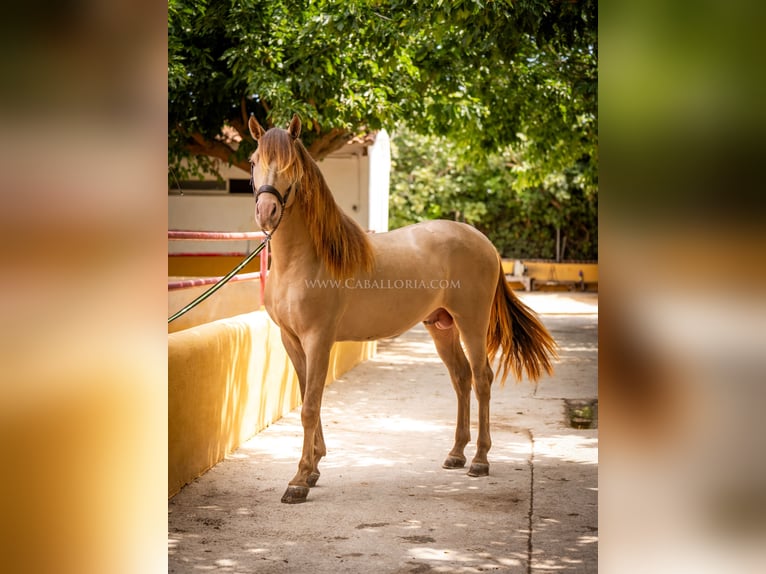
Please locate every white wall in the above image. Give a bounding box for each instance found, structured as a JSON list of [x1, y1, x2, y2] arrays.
[[314, 130, 390, 233], [168, 194, 256, 254], [367, 129, 390, 233], [318, 150, 369, 231]]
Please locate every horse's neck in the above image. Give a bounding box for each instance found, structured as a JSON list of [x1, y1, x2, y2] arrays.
[[267, 207, 319, 276]]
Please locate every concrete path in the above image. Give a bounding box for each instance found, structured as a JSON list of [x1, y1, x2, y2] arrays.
[[169, 293, 598, 573]]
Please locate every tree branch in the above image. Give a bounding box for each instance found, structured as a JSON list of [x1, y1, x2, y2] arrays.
[[185, 131, 250, 173], [307, 128, 353, 160], [228, 117, 249, 143]]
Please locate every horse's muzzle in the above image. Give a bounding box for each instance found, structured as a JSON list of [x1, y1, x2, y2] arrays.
[[256, 195, 279, 224], [255, 193, 283, 232]]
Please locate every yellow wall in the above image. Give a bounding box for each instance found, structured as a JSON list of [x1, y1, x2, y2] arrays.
[[169, 254, 263, 278], [502, 260, 598, 288], [168, 310, 376, 497]]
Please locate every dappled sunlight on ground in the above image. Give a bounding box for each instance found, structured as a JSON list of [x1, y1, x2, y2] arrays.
[[169, 307, 597, 573], [518, 291, 598, 315], [365, 415, 452, 434], [407, 546, 524, 570], [535, 434, 599, 466]]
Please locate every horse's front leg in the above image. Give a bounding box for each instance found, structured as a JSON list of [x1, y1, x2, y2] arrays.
[[280, 329, 325, 488], [308, 415, 327, 487], [281, 337, 332, 504]]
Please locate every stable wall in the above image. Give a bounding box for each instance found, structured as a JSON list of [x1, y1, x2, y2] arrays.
[[168, 132, 391, 259], [168, 310, 376, 497], [168, 194, 257, 255], [319, 130, 390, 233]]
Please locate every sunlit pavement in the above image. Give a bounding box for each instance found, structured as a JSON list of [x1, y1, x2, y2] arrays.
[[169, 292, 598, 573]]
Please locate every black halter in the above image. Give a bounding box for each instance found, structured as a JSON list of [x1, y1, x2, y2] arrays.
[[250, 162, 296, 237]]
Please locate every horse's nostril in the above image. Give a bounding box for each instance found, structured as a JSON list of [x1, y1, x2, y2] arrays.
[[257, 201, 277, 221]]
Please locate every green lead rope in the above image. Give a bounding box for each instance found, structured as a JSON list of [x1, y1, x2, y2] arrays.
[[168, 237, 270, 324]]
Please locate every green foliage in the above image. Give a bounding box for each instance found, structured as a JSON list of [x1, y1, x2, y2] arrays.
[[389, 127, 488, 228], [390, 126, 597, 261], [169, 0, 596, 185]]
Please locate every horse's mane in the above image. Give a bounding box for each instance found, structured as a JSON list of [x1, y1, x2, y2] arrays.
[[257, 129, 374, 279]]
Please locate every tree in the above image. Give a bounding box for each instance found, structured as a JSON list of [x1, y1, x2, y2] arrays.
[[169, 0, 597, 185], [390, 125, 597, 260]]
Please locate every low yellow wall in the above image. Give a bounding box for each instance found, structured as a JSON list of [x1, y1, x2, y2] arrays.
[[502, 260, 598, 288], [168, 310, 376, 497]]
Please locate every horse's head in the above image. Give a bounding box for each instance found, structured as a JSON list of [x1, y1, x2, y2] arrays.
[[248, 114, 303, 233]]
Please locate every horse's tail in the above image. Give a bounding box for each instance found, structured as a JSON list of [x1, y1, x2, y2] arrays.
[[487, 265, 558, 385]]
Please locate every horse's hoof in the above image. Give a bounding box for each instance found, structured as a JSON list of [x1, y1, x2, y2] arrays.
[[442, 456, 466, 469], [281, 485, 310, 504], [307, 472, 320, 487], [467, 463, 490, 477]]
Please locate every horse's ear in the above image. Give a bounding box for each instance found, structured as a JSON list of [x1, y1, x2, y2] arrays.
[[249, 116, 266, 141], [287, 114, 301, 140]]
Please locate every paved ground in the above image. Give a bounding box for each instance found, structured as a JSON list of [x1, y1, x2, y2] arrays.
[[169, 292, 598, 573]]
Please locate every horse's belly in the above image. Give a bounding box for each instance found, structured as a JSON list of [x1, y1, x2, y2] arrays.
[[335, 321, 416, 342], [335, 291, 437, 341]]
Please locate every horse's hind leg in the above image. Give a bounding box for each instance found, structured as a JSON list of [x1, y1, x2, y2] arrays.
[[454, 320, 494, 477], [425, 323, 472, 470]]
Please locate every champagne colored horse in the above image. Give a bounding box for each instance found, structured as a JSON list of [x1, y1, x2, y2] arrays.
[[248, 115, 557, 504]]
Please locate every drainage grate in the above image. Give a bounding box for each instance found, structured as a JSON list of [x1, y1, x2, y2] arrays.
[[564, 399, 598, 429]]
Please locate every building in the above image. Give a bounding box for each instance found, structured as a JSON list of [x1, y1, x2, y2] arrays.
[[168, 130, 390, 256]]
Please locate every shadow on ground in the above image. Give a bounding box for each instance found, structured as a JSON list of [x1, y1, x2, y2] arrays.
[[169, 299, 598, 573]]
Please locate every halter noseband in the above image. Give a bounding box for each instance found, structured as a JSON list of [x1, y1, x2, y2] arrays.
[[250, 162, 297, 238], [255, 183, 292, 207]]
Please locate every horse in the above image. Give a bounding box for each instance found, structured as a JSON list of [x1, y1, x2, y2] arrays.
[[248, 114, 557, 504]]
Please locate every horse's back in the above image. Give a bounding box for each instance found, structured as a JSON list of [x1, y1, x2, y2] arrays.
[[380, 219, 491, 243], [371, 220, 499, 275]]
